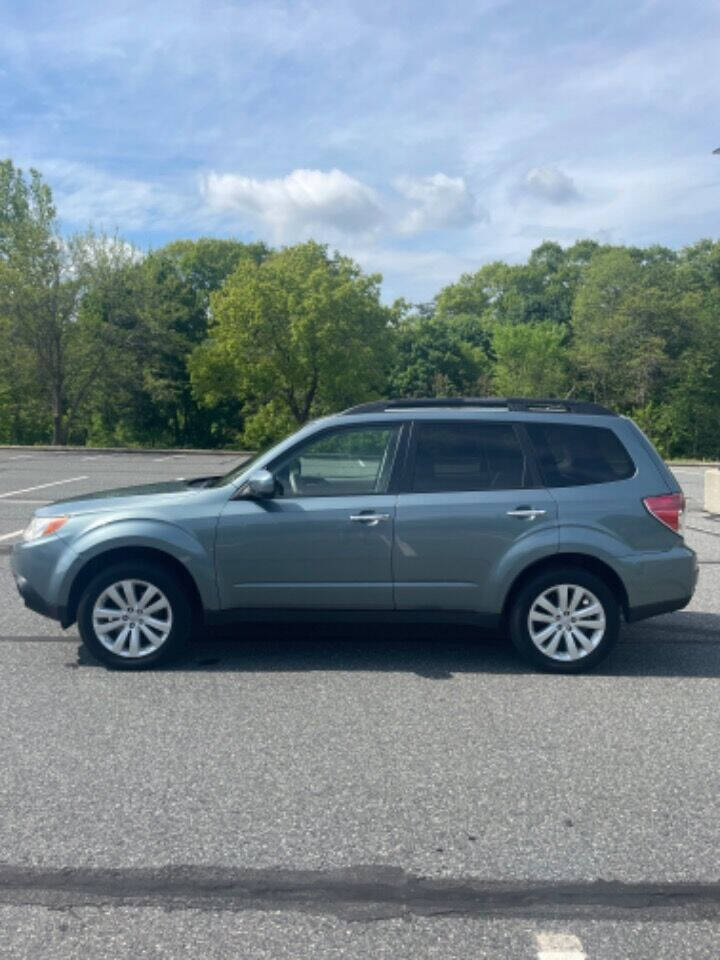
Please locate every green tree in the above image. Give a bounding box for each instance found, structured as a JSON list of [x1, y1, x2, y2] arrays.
[[435, 240, 605, 332], [0, 161, 138, 443], [492, 321, 569, 396], [387, 307, 489, 397], [158, 238, 269, 302], [571, 248, 698, 410], [82, 238, 269, 447], [190, 241, 391, 445], [646, 242, 720, 458], [663, 325, 720, 458], [0, 159, 59, 441], [0, 312, 49, 442], [3, 153, 720, 459]]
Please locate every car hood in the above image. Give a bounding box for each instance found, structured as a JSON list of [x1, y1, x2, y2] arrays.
[[36, 479, 216, 517]]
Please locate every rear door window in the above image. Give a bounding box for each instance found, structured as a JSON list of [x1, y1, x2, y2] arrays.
[[410, 422, 529, 492], [525, 423, 635, 487]]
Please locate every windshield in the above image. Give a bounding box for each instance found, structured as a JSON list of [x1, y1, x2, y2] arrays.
[[207, 447, 270, 488], [208, 419, 337, 488]]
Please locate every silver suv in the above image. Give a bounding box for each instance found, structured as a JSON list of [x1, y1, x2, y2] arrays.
[[11, 398, 697, 672]]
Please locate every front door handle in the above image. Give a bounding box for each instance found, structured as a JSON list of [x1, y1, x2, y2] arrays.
[[507, 507, 547, 520], [350, 513, 391, 525]]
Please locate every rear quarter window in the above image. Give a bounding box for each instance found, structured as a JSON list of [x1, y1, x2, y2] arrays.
[[525, 423, 635, 487]]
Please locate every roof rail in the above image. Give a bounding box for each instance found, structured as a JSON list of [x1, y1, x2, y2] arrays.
[[341, 397, 616, 416]]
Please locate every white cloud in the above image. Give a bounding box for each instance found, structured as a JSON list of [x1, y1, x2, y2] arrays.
[[523, 166, 580, 204], [394, 173, 484, 233], [5, 0, 720, 309], [200, 168, 383, 238], [200, 168, 486, 240]]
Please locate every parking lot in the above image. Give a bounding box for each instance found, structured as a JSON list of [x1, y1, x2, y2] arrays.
[[1, 450, 719, 958]]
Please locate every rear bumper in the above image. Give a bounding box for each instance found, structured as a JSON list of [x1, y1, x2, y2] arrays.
[[626, 595, 693, 623], [619, 544, 698, 621]]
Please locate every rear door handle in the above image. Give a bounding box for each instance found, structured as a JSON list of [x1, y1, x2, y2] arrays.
[[506, 507, 547, 520], [350, 513, 391, 525]]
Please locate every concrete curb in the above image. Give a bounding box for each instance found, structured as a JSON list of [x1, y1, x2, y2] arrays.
[[704, 468, 720, 515], [0, 445, 252, 457]]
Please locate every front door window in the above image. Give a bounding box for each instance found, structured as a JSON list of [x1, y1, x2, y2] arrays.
[[272, 425, 401, 498]]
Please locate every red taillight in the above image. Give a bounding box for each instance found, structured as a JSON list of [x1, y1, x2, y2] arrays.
[[643, 493, 685, 534]]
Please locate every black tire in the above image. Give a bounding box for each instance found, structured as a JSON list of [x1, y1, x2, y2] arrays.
[[77, 560, 193, 669], [508, 565, 620, 673]]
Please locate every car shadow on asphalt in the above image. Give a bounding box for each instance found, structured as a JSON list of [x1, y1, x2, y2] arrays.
[[69, 609, 720, 679]]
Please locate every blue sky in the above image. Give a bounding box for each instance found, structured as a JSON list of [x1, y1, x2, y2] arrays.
[[2, 0, 719, 301]]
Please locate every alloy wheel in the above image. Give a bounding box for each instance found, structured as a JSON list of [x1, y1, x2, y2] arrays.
[[527, 583, 606, 662], [92, 579, 173, 658]]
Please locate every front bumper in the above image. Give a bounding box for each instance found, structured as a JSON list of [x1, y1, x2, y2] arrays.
[[12, 571, 68, 624], [10, 538, 75, 627]]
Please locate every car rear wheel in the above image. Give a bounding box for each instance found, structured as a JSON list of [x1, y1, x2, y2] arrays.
[[77, 561, 192, 668], [508, 566, 620, 673]]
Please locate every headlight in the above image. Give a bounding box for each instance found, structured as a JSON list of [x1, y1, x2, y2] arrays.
[[22, 516, 69, 542]]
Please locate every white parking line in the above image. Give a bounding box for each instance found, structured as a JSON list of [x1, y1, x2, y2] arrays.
[[153, 454, 184, 462], [535, 932, 587, 960], [0, 529, 23, 542], [6, 454, 35, 460], [82, 455, 104, 460], [0, 476, 88, 499]]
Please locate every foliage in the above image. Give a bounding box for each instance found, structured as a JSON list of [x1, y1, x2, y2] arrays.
[[80, 237, 268, 447], [491, 322, 569, 397], [387, 307, 489, 398], [2, 156, 720, 458], [0, 160, 140, 444], [190, 241, 392, 445]]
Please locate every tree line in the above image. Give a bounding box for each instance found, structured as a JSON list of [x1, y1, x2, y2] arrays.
[[1, 159, 719, 458]]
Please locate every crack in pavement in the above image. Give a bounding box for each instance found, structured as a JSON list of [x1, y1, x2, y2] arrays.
[[2, 865, 720, 921]]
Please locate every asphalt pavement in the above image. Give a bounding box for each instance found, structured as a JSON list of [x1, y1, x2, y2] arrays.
[[1, 450, 719, 958]]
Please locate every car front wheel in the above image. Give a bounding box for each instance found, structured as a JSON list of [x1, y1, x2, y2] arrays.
[[509, 567, 620, 673], [77, 561, 192, 668]]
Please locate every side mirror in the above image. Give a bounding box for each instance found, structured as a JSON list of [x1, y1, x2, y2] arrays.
[[239, 469, 276, 499]]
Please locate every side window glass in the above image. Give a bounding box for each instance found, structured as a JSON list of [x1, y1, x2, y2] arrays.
[[410, 422, 527, 493], [272, 425, 401, 498], [525, 423, 635, 487]]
